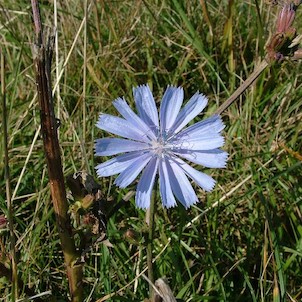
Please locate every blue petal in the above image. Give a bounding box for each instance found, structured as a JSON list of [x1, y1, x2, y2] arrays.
[[96, 151, 147, 177], [176, 115, 225, 139], [173, 134, 225, 151], [159, 158, 177, 208], [171, 156, 215, 192], [175, 149, 228, 168], [115, 153, 152, 188], [166, 158, 198, 208], [113, 97, 156, 141], [135, 157, 159, 209], [133, 85, 159, 131], [97, 114, 150, 142], [160, 86, 183, 132], [170, 92, 208, 134], [95, 138, 149, 156]]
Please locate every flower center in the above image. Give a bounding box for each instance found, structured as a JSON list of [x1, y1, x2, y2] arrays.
[[150, 134, 170, 158]]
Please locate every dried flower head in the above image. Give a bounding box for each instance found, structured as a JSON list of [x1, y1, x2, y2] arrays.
[[266, 1, 301, 61]]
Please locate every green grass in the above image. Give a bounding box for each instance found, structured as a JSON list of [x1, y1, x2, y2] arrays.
[[1, 0, 302, 301]]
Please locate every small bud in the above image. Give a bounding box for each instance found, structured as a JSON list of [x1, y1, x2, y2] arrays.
[[0, 215, 7, 229], [124, 229, 140, 245], [81, 194, 95, 210]]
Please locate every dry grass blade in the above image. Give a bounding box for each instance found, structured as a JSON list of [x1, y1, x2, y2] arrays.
[[1, 49, 18, 301]]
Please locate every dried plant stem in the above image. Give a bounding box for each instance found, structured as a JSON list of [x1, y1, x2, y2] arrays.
[[54, 0, 61, 119], [200, 0, 213, 39], [81, 0, 90, 173], [215, 59, 269, 115], [31, 1, 83, 301], [1, 50, 18, 301], [147, 192, 156, 301]]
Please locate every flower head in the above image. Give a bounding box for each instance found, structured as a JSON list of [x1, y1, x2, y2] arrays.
[[95, 84, 227, 209]]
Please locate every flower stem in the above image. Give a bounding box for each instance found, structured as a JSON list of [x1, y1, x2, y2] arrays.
[[146, 191, 156, 301]]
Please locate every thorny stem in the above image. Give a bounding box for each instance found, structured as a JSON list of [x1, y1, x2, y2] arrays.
[[31, 1, 83, 301], [146, 191, 156, 301], [1, 49, 18, 301]]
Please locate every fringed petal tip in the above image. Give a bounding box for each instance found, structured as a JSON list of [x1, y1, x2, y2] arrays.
[[204, 179, 216, 192], [221, 152, 229, 168], [164, 202, 178, 209], [95, 113, 104, 128], [135, 202, 149, 210], [95, 165, 101, 178], [213, 114, 226, 133]]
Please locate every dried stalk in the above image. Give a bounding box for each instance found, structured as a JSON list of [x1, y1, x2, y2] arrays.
[[214, 59, 269, 115], [31, 1, 83, 301], [1, 48, 18, 301]]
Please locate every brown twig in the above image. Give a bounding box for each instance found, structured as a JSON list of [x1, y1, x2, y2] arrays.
[[214, 59, 269, 115], [30, 1, 83, 301]]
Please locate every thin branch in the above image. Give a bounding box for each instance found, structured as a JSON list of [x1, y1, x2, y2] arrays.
[[214, 59, 269, 115]]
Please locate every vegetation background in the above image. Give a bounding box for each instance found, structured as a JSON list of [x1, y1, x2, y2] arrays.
[[0, 0, 301, 301]]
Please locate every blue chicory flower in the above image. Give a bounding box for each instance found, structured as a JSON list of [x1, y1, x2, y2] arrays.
[[95, 84, 227, 209]]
